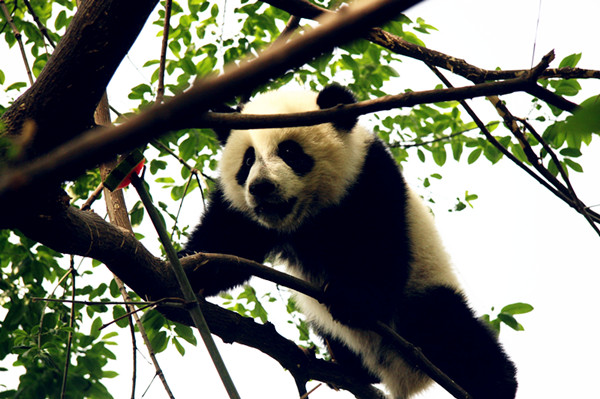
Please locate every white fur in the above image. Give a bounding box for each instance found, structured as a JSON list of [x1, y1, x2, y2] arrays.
[[220, 89, 372, 232]]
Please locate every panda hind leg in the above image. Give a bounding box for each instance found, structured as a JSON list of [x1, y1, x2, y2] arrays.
[[396, 286, 518, 399]]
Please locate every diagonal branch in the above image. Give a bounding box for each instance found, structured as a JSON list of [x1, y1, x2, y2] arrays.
[[14, 201, 386, 399], [0, 74, 558, 203], [0, 0, 421, 209], [267, 0, 585, 113]]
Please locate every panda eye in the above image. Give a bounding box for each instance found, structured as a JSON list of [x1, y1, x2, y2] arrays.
[[235, 147, 255, 186], [243, 147, 255, 166], [279, 140, 301, 156], [278, 140, 314, 177]]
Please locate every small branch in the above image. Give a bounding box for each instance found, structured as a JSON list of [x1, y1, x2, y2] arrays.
[[273, 15, 301, 45], [60, 256, 76, 399], [130, 174, 241, 399], [184, 252, 471, 399], [95, 93, 175, 399], [156, 0, 173, 104], [0, 0, 34, 85], [80, 181, 104, 210], [23, 0, 56, 48], [518, 118, 600, 236], [373, 322, 470, 399]]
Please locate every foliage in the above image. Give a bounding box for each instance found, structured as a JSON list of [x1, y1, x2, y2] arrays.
[[481, 303, 535, 336], [0, 0, 598, 397]]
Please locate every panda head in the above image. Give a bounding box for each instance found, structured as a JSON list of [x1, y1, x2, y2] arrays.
[[219, 85, 372, 232]]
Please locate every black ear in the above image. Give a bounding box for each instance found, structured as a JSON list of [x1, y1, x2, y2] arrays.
[[316, 84, 358, 131], [210, 104, 241, 145]]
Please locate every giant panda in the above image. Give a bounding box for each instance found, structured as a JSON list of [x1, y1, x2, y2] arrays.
[[182, 84, 518, 399]]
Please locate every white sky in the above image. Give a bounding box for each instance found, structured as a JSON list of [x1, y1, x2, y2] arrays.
[[2, 0, 600, 398]]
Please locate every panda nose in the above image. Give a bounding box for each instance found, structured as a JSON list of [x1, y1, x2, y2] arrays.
[[249, 180, 276, 198]]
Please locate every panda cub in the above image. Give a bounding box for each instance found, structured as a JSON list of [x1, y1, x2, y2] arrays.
[[183, 84, 517, 399]]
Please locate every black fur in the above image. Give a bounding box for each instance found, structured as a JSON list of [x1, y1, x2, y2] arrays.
[[316, 83, 358, 131], [235, 147, 255, 186], [396, 286, 518, 399], [277, 140, 315, 176]]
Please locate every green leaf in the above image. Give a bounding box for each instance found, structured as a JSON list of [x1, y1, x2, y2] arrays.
[[174, 323, 197, 346], [558, 53, 582, 69], [510, 143, 528, 163], [55, 10, 67, 30], [0, 69, 5, 85], [500, 302, 534, 315], [431, 143, 446, 166], [497, 313, 524, 331], [103, 370, 119, 378], [550, 79, 581, 97], [6, 82, 27, 91], [149, 331, 168, 353], [467, 148, 482, 164], [564, 158, 583, 173], [180, 57, 196, 75], [559, 148, 582, 157], [112, 305, 130, 328], [451, 139, 463, 161], [173, 337, 186, 355], [150, 159, 168, 174], [564, 95, 600, 135], [129, 201, 144, 226], [90, 317, 103, 339]]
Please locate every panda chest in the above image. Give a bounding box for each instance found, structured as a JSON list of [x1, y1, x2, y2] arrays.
[[277, 215, 356, 285]]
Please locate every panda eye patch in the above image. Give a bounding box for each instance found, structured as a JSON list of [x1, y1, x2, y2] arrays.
[[236, 146, 255, 186], [277, 140, 314, 176]]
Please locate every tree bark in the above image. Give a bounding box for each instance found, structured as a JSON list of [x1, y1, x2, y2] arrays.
[[1, 0, 158, 161]]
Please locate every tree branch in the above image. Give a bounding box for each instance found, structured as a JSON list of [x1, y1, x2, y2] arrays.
[[268, 0, 587, 112], [0, 75, 554, 205], [14, 199, 386, 398], [1, 0, 159, 159], [0, 0, 420, 213]]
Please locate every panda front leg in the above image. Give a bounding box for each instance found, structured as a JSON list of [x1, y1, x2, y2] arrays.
[[395, 286, 518, 399], [181, 188, 277, 297]]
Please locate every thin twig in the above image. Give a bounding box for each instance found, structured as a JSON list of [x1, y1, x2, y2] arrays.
[[60, 256, 76, 399], [96, 93, 176, 399], [0, 0, 34, 85], [427, 63, 600, 228], [518, 118, 600, 236], [22, 0, 56, 48], [80, 181, 104, 210], [131, 173, 241, 399], [156, 0, 173, 104]]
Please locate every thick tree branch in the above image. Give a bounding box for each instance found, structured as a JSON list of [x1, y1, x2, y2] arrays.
[[0, 0, 420, 213], [0, 75, 554, 204], [15, 201, 385, 398], [1, 0, 159, 159]]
